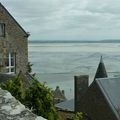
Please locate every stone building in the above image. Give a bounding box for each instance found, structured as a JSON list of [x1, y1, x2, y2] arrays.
[[0, 3, 29, 74], [52, 86, 67, 104], [75, 56, 108, 112], [78, 77, 120, 120], [55, 99, 74, 120], [55, 57, 109, 120]]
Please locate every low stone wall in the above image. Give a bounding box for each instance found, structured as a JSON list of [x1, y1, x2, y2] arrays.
[[0, 88, 46, 120]]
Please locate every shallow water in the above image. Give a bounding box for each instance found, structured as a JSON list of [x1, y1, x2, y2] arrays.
[[28, 42, 120, 99]]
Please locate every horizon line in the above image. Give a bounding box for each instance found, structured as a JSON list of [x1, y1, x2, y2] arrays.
[[29, 39, 120, 41]]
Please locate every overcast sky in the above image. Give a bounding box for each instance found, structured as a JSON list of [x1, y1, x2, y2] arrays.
[[1, 0, 120, 41]]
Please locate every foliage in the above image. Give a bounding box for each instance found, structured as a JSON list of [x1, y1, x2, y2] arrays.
[[23, 79, 59, 120], [73, 112, 83, 120], [27, 62, 36, 76], [0, 75, 59, 120], [27, 62, 33, 73], [0, 76, 23, 102]]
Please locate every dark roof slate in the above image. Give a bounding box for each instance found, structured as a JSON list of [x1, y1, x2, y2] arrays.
[[55, 77, 120, 119], [0, 73, 15, 83], [96, 77, 120, 120], [94, 56, 108, 80], [55, 99, 74, 112]]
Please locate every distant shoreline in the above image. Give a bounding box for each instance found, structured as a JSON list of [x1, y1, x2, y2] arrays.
[[29, 40, 120, 44]]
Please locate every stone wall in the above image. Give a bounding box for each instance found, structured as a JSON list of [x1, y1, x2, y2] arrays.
[[0, 88, 46, 120], [0, 3, 28, 74]]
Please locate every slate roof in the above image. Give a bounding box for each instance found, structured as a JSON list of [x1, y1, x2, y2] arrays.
[[56, 77, 120, 118], [17, 71, 33, 85], [0, 72, 33, 84], [94, 56, 108, 80], [96, 77, 120, 120], [0, 72, 35, 93], [55, 99, 74, 112], [54, 57, 120, 119], [0, 73, 15, 83]]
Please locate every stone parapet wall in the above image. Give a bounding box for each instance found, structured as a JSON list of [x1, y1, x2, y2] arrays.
[[0, 88, 46, 120]]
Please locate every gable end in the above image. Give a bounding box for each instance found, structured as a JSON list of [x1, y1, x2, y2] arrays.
[[0, 2, 29, 37]]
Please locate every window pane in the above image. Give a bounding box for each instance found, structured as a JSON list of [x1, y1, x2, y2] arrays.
[[11, 52, 14, 58], [4, 52, 15, 74], [11, 68, 15, 72], [11, 58, 14, 66]]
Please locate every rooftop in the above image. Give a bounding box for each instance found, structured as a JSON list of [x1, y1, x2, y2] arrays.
[[96, 77, 120, 119], [56, 76, 120, 118], [55, 99, 74, 112], [94, 56, 108, 80]]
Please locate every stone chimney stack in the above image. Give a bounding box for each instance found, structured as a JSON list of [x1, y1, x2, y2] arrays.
[[74, 75, 89, 112]]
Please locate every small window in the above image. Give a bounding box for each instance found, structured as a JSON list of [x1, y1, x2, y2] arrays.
[[0, 23, 5, 37], [5, 52, 16, 74]]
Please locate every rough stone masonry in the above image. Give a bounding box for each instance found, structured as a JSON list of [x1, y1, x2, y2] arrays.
[[0, 88, 46, 120]]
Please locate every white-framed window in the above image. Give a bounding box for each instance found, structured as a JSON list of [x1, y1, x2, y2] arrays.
[[0, 23, 5, 37], [5, 52, 16, 74]]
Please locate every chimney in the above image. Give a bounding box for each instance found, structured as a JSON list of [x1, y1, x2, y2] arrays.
[[74, 75, 89, 112]]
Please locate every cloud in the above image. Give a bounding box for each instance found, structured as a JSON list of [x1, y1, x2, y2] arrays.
[[1, 0, 120, 40]]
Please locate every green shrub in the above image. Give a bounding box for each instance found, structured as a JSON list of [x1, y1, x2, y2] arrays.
[[1, 75, 59, 120], [73, 112, 83, 120], [0, 76, 23, 102], [24, 79, 58, 120]]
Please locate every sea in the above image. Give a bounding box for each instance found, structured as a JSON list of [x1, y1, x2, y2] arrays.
[[28, 41, 120, 100]]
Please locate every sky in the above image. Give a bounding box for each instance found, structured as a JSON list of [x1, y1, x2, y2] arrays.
[[1, 0, 120, 41]]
